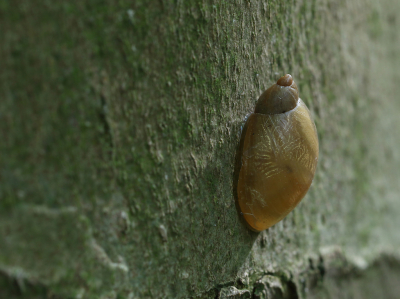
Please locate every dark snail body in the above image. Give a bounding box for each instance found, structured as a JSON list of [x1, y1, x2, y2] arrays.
[[237, 74, 319, 232]]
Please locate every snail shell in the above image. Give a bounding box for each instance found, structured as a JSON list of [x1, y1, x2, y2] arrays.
[[237, 74, 319, 231]]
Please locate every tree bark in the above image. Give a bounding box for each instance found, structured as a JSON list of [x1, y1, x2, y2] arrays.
[[1, 0, 400, 298]]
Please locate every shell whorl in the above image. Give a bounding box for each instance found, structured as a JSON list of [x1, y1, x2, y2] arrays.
[[254, 74, 299, 115]]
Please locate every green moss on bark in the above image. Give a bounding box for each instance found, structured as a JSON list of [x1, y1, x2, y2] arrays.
[[1, 0, 400, 298]]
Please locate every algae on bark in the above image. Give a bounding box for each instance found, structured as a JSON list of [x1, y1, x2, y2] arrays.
[[1, 0, 400, 298]]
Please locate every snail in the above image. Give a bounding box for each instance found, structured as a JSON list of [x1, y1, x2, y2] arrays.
[[236, 74, 319, 232]]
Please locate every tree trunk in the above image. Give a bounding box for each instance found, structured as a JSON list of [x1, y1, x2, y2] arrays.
[[1, 0, 400, 298]]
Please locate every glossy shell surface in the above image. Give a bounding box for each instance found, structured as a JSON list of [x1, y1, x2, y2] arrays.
[[237, 77, 318, 232]]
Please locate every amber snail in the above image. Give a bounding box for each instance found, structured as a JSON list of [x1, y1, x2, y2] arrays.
[[237, 74, 319, 232]]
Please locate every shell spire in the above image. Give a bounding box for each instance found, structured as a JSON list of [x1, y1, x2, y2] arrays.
[[255, 74, 299, 115]]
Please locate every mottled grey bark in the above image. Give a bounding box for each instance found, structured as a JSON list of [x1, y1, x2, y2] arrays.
[[1, 0, 400, 298]]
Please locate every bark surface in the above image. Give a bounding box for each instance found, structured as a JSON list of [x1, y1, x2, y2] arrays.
[[1, 0, 400, 298]]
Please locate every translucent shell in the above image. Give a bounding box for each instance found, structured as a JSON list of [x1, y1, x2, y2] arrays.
[[237, 75, 319, 232]]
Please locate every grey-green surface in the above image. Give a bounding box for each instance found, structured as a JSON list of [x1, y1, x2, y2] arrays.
[[1, 0, 400, 298]]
